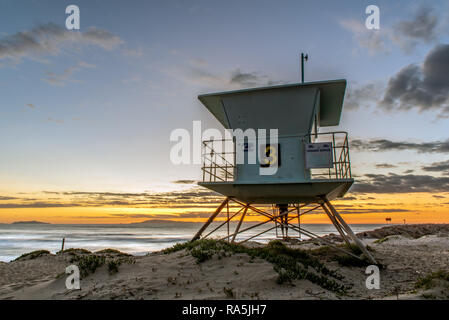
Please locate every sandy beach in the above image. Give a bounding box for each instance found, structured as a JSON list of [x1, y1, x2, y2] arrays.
[[0, 224, 448, 300]]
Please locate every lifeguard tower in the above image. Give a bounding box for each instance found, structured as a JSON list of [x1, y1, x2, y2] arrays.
[[192, 78, 376, 263]]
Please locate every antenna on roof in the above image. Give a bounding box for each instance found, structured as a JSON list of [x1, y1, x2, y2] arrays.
[[301, 53, 308, 83]]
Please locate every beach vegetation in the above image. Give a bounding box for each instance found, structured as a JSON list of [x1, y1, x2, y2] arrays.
[[70, 254, 105, 279], [163, 239, 349, 294], [249, 291, 259, 298], [373, 237, 389, 244], [344, 243, 363, 255], [415, 270, 449, 290], [107, 256, 135, 274], [421, 293, 437, 299], [59, 248, 91, 255], [96, 248, 132, 257], [334, 254, 368, 267], [310, 243, 374, 268], [67, 249, 135, 278], [223, 287, 234, 298], [107, 259, 121, 274], [14, 250, 51, 261], [167, 276, 177, 284]]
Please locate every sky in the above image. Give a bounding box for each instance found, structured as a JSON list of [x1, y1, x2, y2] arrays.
[[0, 0, 448, 224]]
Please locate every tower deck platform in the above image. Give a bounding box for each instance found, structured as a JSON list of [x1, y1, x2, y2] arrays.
[[199, 179, 353, 204]]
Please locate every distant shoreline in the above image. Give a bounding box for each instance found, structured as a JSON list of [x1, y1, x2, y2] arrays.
[[10, 221, 50, 225]]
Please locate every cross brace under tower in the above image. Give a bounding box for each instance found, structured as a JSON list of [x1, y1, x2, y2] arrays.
[[192, 197, 377, 264]]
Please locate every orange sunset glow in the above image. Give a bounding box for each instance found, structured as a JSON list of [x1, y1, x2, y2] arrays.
[[1, 189, 448, 224]]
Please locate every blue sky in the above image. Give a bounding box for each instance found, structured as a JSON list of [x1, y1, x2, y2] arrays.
[[1, 0, 449, 196]]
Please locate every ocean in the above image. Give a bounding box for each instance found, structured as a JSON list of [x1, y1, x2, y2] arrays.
[[0, 222, 387, 262]]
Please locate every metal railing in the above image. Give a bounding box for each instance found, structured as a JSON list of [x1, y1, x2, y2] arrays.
[[202, 139, 235, 182], [306, 131, 352, 180], [200, 131, 352, 182]]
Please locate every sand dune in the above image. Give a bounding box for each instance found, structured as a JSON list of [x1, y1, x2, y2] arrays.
[[0, 224, 448, 300]]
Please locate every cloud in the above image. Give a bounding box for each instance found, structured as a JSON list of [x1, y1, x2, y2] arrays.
[[339, 19, 388, 55], [375, 163, 397, 169], [336, 208, 410, 214], [109, 213, 180, 219], [198, 67, 281, 89], [33, 188, 223, 209], [61, 191, 146, 197], [121, 75, 142, 85], [392, 6, 440, 53], [109, 212, 220, 219], [351, 138, 449, 153], [172, 180, 196, 184], [344, 82, 384, 110], [335, 196, 357, 201], [229, 69, 281, 87], [182, 66, 228, 87], [0, 202, 81, 208], [121, 47, 143, 58], [188, 57, 207, 68], [80, 27, 123, 50], [41, 61, 95, 86], [230, 70, 260, 86], [379, 44, 449, 117], [341, 44, 449, 117], [0, 188, 222, 209], [422, 160, 449, 174], [0, 196, 18, 200], [46, 117, 64, 124], [351, 173, 449, 193], [340, 5, 445, 55], [0, 23, 122, 63], [163, 58, 283, 90]]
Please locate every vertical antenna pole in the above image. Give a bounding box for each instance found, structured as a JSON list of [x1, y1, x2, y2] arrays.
[[301, 53, 308, 83]]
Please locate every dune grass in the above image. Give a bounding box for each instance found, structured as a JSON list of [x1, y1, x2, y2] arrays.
[[163, 239, 349, 294], [14, 250, 51, 261], [68, 250, 136, 278], [415, 270, 449, 290], [96, 248, 132, 256], [310, 243, 374, 268], [70, 254, 106, 279], [373, 237, 389, 244], [59, 248, 91, 255]]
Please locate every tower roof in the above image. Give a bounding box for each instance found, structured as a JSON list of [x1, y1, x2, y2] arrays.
[[198, 79, 347, 133]]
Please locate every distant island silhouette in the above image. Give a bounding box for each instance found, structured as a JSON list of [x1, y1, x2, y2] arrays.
[[11, 221, 50, 225]]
